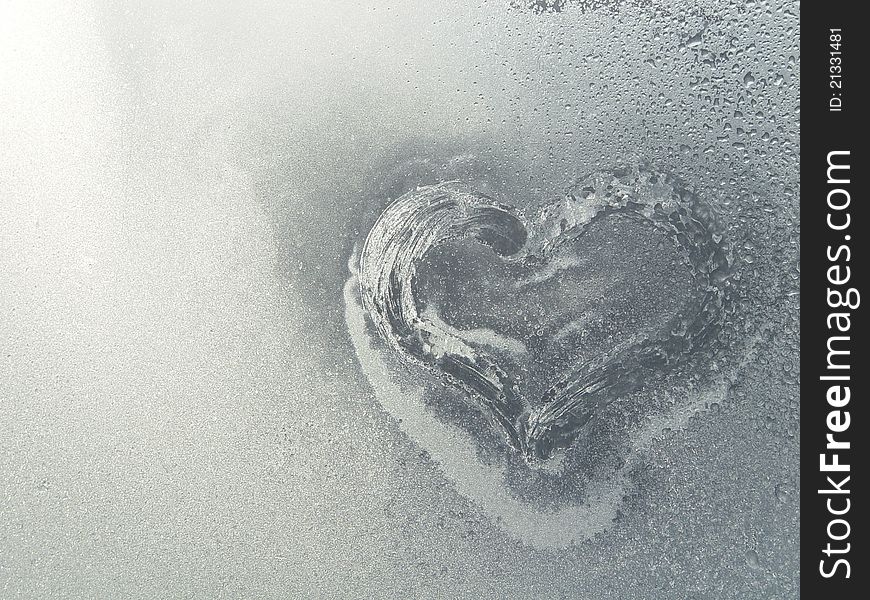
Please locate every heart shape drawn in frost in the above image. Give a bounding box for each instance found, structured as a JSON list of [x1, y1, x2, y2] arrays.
[[357, 162, 732, 466]]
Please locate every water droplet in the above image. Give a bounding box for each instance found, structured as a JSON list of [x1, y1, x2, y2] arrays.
[[743, 72, 756, 88], [745, 549, 763, 571]]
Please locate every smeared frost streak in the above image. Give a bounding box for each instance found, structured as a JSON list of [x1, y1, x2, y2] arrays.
[[344, 272, 623, 547], [359, 161, 733, 462], [421, 304, 529, 356], [514, 254, 588, 288]]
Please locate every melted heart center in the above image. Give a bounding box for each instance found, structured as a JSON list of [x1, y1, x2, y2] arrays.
[[413, 213, 696, 404]]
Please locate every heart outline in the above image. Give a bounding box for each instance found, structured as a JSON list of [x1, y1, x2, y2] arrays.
[[359, 162, 732, 462]]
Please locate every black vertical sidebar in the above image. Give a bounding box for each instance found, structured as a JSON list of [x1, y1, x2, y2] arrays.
[[801, 2, 867, 597]]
